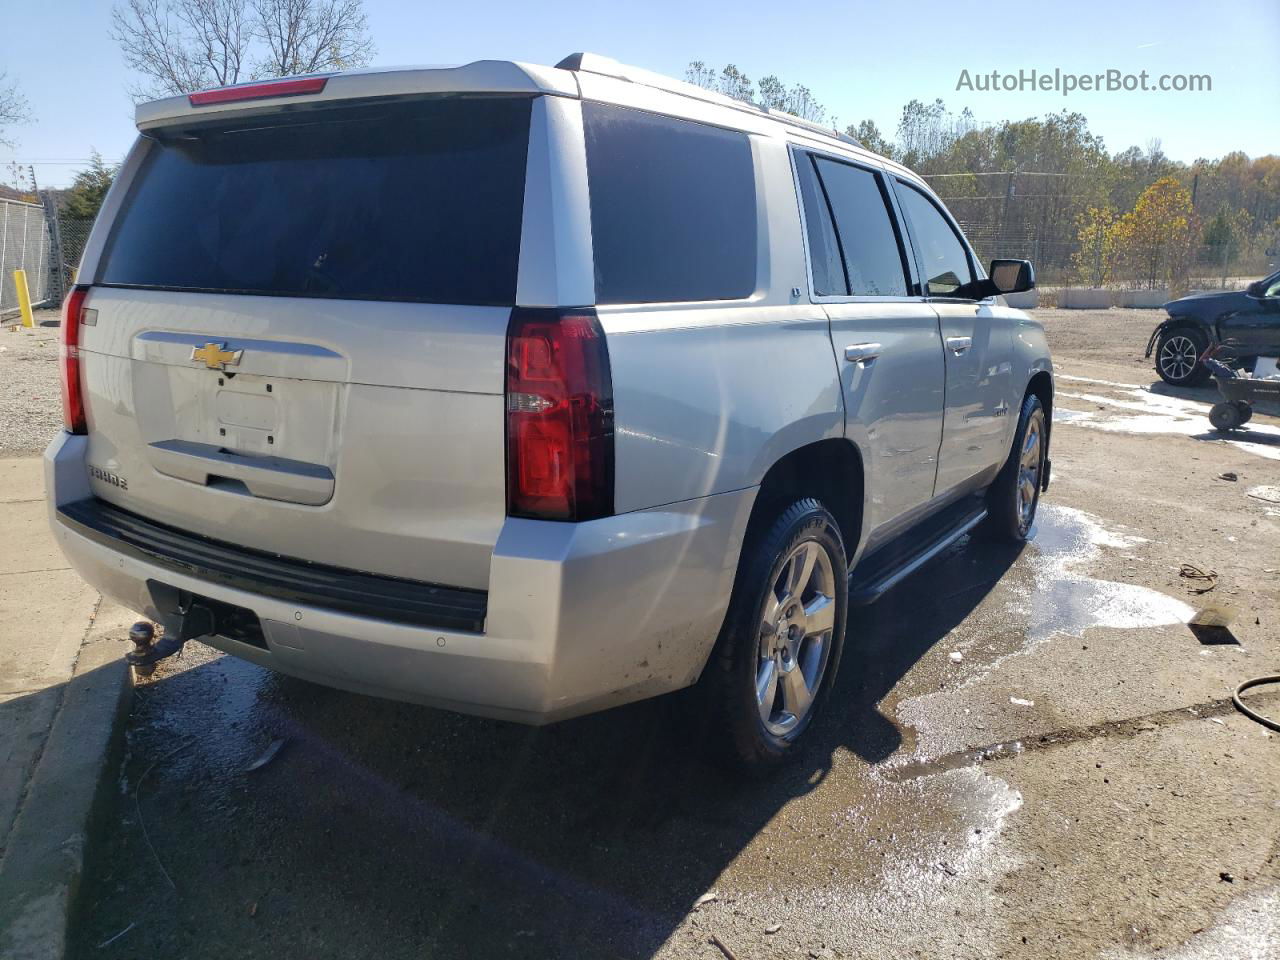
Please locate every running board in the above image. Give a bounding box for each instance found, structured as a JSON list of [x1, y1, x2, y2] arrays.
[[847, 504, 988, 606]]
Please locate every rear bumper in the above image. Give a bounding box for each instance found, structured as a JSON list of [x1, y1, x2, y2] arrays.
[[45, 433, 754, 723]]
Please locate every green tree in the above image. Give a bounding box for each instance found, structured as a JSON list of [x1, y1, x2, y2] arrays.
[[717, 64, 753, 103], [63, 153, 119, 220], [1072, 206, 1119, 286], [846, 120, 893, 158]]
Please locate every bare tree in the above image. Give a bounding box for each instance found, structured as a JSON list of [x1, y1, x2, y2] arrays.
[[684, 61, 830, 124], [111, 0, 372, 99], [781, 84, 825, 125], [112, 0, 251, 98], [684, 61, 717, 91], [253, 0, 373, 76], [0, 72, 32, 148]]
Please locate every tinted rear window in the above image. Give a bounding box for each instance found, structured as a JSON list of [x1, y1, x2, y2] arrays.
[[100, 97, 532, 305], [812, 158, 908, 297], [583, 102, 756, 304]]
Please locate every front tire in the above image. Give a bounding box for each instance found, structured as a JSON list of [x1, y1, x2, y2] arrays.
[[1155, 327, 1210, 386], [984, 393, 1047, 542], [699, 499, 848, 775]]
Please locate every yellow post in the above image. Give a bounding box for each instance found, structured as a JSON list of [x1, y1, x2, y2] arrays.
[[13, 269, 35, 328]]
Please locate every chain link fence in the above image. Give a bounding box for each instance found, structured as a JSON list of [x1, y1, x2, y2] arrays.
[[1, 198, 52, 316], [0, 196, 96, 318], [56, 216, 95, 294], [931, 176, 1278, 292]]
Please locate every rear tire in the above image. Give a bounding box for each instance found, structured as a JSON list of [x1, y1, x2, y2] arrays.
[[1155, 327, 1210, 387], [699, 499, 848, 775], [984, 393, 1046, 542]]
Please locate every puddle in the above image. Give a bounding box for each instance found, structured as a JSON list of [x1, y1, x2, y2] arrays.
[[1053, 375, 1280, 461], [721, 764, 1025, 956]]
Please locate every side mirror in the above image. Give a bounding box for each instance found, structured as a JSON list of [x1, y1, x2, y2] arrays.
[[988, 259, 1036, 295], [1245, 280, 1263, 297]]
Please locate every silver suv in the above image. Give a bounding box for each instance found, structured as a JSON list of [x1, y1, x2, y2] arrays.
[[46, 54, 1052, 771]]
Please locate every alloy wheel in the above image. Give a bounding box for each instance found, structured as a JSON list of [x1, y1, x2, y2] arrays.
[[756, 540, 837, 737], [1159, 335, 1199, 382], [1017, 413, 1043, 529]]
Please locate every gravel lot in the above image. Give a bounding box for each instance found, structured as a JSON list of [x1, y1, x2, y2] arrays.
[[22, 305, 1273, 959], [0, 311, 63, 458]]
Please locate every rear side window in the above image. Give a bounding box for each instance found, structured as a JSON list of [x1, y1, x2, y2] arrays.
[[583, 102, 756, 304], [895, 182, 974, 298], [99, 97, 533, 305], [795, 156, 846, 297]]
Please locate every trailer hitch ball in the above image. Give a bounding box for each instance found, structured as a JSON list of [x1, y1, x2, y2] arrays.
[[128, 621, 158, 677]]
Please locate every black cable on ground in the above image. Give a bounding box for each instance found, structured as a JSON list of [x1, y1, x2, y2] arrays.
[[1232, 675, 1280, 732]]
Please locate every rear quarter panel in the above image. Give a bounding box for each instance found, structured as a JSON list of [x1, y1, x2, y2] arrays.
[[596, 132, 844, 512]]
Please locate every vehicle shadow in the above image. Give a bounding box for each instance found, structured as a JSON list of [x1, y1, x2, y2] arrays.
[[71, 537, 1023, 960]]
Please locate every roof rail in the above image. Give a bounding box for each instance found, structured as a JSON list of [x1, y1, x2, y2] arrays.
[[556, 52, 863, 150]]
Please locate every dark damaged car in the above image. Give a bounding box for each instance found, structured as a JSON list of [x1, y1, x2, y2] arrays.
[[1145, 270, 1280, 386]]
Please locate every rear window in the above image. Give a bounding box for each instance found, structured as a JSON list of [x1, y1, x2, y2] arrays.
[[99, 97, 533, 306], [582, 102, 756, 304]]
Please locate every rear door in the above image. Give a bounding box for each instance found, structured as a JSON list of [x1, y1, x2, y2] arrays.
[[794, 149, 945, 546], [892, 178, 1013, 497], [76, 96, 536, 591]]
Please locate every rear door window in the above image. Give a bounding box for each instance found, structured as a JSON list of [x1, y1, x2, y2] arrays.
[[99, 97, 533, 306], [810, 157, 909, 297], [894, 182, 975, 298], [582, 102, 756, 304], [795, 155, 847, 297]]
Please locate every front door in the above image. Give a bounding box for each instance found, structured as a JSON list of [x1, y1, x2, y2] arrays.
[[1219, 270, 1280, 354]]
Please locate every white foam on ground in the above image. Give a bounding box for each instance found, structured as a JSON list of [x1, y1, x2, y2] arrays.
[[1018, 504, 1192, 641], [1055, 383, 1280, 461]]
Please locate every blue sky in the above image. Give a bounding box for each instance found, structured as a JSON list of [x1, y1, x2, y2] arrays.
[[4, 0, 1277, 188]]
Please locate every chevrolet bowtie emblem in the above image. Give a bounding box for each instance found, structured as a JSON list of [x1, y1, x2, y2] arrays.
[[190, 342, 243, 371]]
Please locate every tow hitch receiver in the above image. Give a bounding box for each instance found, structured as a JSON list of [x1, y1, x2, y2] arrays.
[[126, 582, 218, 671]]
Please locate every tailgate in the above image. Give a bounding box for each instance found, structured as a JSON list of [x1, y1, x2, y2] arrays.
[[74, 96, 534, 591]]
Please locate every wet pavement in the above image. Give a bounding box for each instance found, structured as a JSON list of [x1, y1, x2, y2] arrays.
[[68, 364, 1280, 959]]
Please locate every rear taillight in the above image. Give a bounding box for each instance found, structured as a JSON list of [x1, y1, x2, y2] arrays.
[[505, 308, 614, 521], [59, 286, 89, 435]]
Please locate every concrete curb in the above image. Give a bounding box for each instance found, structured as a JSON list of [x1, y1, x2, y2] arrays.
[[0, 636, 133, 960]]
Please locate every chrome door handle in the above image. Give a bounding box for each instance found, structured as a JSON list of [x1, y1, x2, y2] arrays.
[[844, 342, 881, 364], [946, 336, 972, 355]]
